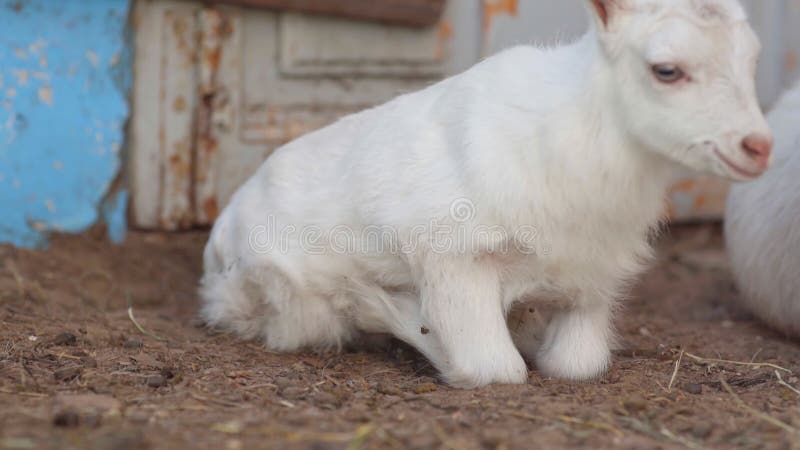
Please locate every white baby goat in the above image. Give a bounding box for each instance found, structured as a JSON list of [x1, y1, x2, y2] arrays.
[[726, 80, 800, 337], [201, 0, 771, 388]]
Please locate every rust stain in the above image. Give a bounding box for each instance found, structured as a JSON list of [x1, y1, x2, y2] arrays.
[[438, 21, 454, 40], [168, 146, 191, 180], [171, 15, 197, 67], [173, 95, 186, 112], [194, 8, 228, 225], [194, 137, 218, 184], [242, 104, 365, 146], [163, 137, 194, 230], [435, 20, 454, 60], [131, 10, 141, 30], [785, 50, 799, 72], [667, 177, 730, 221], [693, 195, 707, 211], [670, 180, 696, 193], [200, 136, 218, 154], [200, 10, 230, 74], [483, 0, 519, 31], [172, 17, 187, 45], [221, 17, 234, 38], [204, 47, 221, 72], [169, 152, 186, 173], [37, 86, 53, 106], [203, 197, 219, 221]]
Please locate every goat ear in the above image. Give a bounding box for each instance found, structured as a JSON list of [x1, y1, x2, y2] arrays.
[[586, 0, 628, 29]]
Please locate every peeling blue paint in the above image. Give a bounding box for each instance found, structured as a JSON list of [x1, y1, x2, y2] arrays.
[[102, 189, 128, 244], [0, 0, 130, 248]]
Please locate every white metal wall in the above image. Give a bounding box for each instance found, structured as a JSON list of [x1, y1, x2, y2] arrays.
[[484, 0, 800, 108], [129, 0, 800, 229]]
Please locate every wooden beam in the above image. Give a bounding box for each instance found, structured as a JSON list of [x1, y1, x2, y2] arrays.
[[204, 0, 446, 27]]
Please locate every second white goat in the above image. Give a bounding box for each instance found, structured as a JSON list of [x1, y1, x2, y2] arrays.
[[726, 80, 800, 337]]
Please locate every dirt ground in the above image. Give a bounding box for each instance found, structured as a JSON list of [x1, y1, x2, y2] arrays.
[[0, 224, 799, 450]]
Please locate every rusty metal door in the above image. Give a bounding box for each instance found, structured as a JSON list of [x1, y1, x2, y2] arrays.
[[129, 0, 800, 229], [129, 0, 481, 229]]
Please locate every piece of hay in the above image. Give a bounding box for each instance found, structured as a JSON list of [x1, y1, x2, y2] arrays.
[[685, 352, 791, 373], [775, 371, 800, 398], [668, 349, 684, 392], [720, 377, 800, 435], [126, 293, 167, 342]]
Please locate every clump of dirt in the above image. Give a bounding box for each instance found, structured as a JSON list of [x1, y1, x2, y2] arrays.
[[0, 225, 798, 450]]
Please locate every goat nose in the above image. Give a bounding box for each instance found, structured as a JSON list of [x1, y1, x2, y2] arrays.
[[742, 134, 773, 165]]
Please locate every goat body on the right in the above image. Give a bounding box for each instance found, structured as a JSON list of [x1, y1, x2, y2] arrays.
[[726, 80, 800, 338]]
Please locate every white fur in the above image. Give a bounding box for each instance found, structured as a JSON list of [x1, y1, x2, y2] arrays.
[[200, 0, 768, 388], [726, 80, 800, 337]]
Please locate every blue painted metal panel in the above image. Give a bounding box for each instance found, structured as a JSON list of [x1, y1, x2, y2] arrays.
[[0, 0, 130, 248]]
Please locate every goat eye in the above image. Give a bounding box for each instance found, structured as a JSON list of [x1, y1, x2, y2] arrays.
[[651, 64, 685, 83]]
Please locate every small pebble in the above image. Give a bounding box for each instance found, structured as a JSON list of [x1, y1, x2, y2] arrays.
[[82, 413, 101, 428], [309, 442, 338, 450], [376, 382, 403, 396], [81, 357, 98, 368], [226, 439, 243, 450], [656, 349, 674, 361], [621, 396, 648, 413], [123, 338, 143, 349], [690, 423, 713, 439], [312, 391, 340, 409], [273, 377, 293, 390], [681, 382, 703, 395], [53, 332, 77, 346], [146, 374, 166, 388], [91, 430, 144, 450], [406, 432, 438, 450], [342, 408, 371, 423], [53, 409, 80, 427], [53, 366, 82, 382], [128, 412, 150, 424], [413, 382, 438, 394], [160, 367, 176, 379], [280, 386, 306, 400], [481, 429, 507, 449]]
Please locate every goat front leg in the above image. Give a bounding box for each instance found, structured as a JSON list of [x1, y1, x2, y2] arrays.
[[420, 257, 528, 388], [535, 295, 614, 381]]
